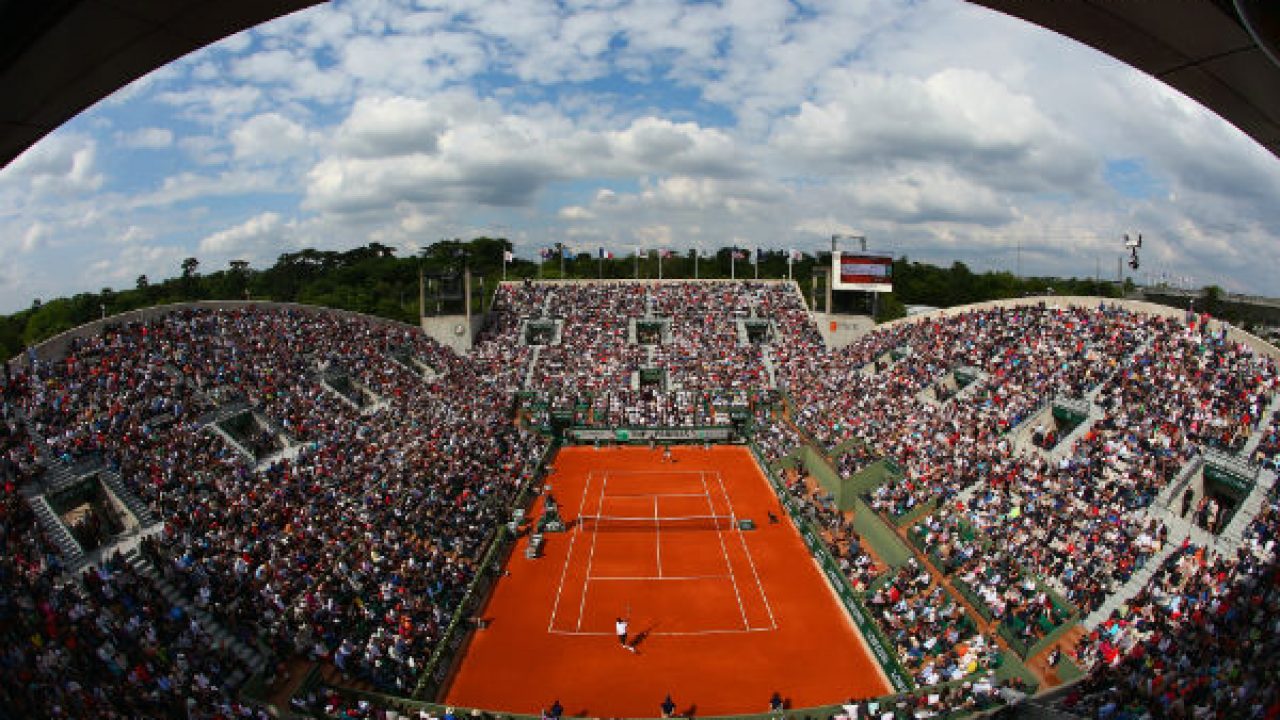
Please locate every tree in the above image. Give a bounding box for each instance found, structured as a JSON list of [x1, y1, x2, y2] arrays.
[[136, 275, 149, 290], [180, 257, 201, 299]]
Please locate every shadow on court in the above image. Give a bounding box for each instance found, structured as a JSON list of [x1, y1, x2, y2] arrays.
[[630, 624, 656, 651]]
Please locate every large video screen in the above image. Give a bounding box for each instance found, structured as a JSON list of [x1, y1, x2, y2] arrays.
[[832, 252, 893, 292]]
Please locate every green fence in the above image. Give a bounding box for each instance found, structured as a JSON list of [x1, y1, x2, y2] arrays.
[[411, 440, 559, 700], [750, 444, 913, 693]]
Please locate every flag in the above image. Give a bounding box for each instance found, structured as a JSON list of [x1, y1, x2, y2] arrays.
[[659, 249, 672, 259], [598, 247, 613, 259], [503, 250, 514, 263], [789, 249, 803, 262], [562, 247, 573, 259], [753, 248, 763, 264], [539, 247, 553, 260], [634, 246, 642, 257], [731, 249, 746, 260]]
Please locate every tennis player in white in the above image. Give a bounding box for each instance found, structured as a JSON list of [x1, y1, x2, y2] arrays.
[[616, 617, 636, 652]]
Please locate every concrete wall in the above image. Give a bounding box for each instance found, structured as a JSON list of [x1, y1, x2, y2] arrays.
[[813, 313, 877, 350], [420, 314, 485, 353]]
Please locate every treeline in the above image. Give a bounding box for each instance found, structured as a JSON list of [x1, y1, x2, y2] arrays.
[[0, 238, 1132, 361]]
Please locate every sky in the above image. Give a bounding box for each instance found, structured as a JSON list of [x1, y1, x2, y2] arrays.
[[1, 0, 1278, 313]]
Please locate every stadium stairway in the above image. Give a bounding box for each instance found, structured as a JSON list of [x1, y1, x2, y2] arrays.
[[29, 494, 86, 570], [1219, 467, 1277, 543], [100, 467, 159, 528], [1083, 335, 1154, 406], [207, 423, 257, 463], [761, 347, 778, 389], [522, 346, 541, 389], [1080, 535, 1181, 630], [1240, 393, 1280, 459], [122, 545, 270, 690], [1152, 454, 1207, 515], [37, 460, 84, 494]]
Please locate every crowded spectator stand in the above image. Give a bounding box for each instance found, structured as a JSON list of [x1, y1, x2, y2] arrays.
[[3, 291, 1280, 720]]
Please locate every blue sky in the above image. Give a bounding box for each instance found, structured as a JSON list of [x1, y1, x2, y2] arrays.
[[1, 0, 1278, 312]]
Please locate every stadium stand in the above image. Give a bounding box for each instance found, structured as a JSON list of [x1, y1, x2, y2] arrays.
[[3, 287, 1280, 719]]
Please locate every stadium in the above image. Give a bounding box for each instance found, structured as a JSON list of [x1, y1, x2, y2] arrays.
[[3, 281, 1279, 719], [3, 2, 1280, 720]]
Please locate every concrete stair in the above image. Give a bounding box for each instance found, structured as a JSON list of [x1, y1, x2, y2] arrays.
[[761, 347, 778, 389], [29, 494, 86, 570], [1082, 539, 1178, 629], [39, 461, 82, 494], [122, 546, 269, 689], [522, 346, 541, 390], [100, 468, 158, 527], [1240, 394, 1280, 459]]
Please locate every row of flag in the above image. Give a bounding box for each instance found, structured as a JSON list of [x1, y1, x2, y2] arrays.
[[505, 247, 809, 262]]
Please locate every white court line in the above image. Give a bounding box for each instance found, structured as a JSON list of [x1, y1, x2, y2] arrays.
[[714, 469, 779, 630], [654, 495, 663, 578], [593, 469, 708, 476], [574, 472, 608, 632], [548, 470, 593, 633], [589, 574, 734, 581], [700, 470, 750, 631], [604, 492, 709, 498], [548, 627, 775, 637]]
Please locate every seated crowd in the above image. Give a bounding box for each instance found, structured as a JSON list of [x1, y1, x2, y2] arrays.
[[9, 307, 546, 703], [3, 288, 1280, 719], [486, 281, 820, 430]]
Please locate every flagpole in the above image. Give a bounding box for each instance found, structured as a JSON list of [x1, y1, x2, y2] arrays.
[[559, 244, 565, 277], [598, 251, 603, 279], [658, 251, 663, 280], [634, 247, 639, 279], [731, 249, 736, 280], [694, 251, 699, 279], [787, 251, 793, 281], [754, 248, 759, 280], [502, 254, 508, 281]]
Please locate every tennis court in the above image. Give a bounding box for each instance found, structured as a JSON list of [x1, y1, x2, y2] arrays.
[[442, 445, 889, 717]]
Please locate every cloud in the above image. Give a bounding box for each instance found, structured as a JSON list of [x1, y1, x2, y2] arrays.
[[335, 95, 449, 158], [117, 127, 174, 150], [559, 205, 594, 220], [127, 169, 283, 209], [2, 134, 103, 197], [231, 113, 312, 163], [771, 67, 1095, 191], [198, 211, 285, 256], [156, 84, 264, 125]]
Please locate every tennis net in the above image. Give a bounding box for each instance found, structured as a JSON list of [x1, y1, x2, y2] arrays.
[[576, 514, 738, 532]]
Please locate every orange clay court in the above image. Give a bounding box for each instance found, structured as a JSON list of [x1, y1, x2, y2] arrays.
[[442, 445, 890, 717]]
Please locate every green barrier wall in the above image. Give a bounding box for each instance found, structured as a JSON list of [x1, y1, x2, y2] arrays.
[[751, 444, 914, 694]]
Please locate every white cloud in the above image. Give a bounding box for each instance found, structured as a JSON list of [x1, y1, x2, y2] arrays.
[[198, 212, 285, 256], [156, 85, 264, 125], [335, 95, 450, 158], [127, 169, 282, 209], [559, 205, 594, 220], [2, 134, 103, 197], [20, 223, 47, 253], [117, 127, 174, 150], [231, 113, 312, 163], [1, 0, 1279, 313]]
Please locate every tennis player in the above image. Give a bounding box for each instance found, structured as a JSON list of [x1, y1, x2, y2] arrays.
[[615, 617, 636, 652]]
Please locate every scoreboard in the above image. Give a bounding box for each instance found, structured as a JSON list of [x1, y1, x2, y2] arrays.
[[832, 252, 893, 292]]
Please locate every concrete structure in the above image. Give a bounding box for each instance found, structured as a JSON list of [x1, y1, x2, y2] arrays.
[[1, 0, 323, 168], [970, 0, 1280, 160], [420, 314, 483, 354]]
